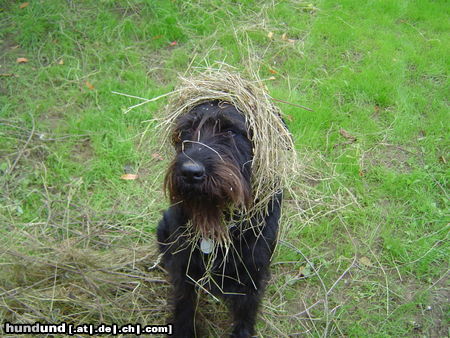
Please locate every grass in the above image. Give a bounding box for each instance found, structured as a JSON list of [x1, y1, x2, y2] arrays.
[[1, 0, 448, 336]]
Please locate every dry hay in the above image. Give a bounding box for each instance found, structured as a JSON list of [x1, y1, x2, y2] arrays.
[[1, 218, 169, 327], [155, 67, 297, 242]]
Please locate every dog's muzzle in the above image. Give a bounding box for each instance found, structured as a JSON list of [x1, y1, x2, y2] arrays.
[[180, 161, 205, 184]]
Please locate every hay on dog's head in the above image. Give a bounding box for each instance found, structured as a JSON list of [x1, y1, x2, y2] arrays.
[[158, 68, 296, 234]]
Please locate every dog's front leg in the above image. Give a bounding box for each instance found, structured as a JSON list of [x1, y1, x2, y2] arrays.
[[157, 207, 197, 337], [228, 292, 261, 338], [172, 278, 197, 337]]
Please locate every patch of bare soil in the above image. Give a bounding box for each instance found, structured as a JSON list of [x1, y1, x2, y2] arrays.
[[362, 144, 418, 173], [404, 276, 449, 337], [72, 137, 94, 163], [39, 110, 67, 131], [424, 284, 449, 336]]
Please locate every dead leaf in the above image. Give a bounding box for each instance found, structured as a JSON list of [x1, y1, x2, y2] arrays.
[[169, 41, 177, 46], [267, 31, 274, 39], [58, 59, 64, 65], [0, 73, 14, 77], [16, 57, 29, 63], [339, 128, 357, 142], [152, 35, 163, 40], [120, 174, 138, 180], [281, 33, 288, 41], [85, 81, 95, 90], [11, 45, 20, 50], [268, 69, 277, 74], [152, 153, 164, 161], [19, 2, 29, 9], [438, 155, 446, 164], [288, 39, 296, 43], [268, 76, 276, 80], [359, 256, 372, 267]]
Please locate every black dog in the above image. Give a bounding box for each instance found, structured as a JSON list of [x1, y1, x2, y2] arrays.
[[157, 100, 282, 337]]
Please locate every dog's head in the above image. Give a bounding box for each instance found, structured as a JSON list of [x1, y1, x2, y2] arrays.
[[164, 100, 253, 239]]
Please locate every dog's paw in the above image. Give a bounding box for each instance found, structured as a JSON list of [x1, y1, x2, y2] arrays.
[[230, 324, 253, 338], [171, 324, 195, 338]]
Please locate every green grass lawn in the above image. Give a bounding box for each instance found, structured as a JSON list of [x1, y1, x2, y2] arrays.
[[1, 0, 448, 336]]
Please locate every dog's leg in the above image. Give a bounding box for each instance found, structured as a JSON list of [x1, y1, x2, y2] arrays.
[[172, 278, 197, 337], [227, 193, 282, 337], [157, 207, 198, 337], [228, 292, 261, 338]]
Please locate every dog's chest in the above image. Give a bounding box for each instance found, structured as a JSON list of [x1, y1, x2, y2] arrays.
[[176, 231, 259, 292]]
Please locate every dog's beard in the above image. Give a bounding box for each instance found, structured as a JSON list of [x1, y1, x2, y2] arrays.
[[165, 160, 251, 242]]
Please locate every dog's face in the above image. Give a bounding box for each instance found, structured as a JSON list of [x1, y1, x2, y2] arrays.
[[164, 100, 253, 238]]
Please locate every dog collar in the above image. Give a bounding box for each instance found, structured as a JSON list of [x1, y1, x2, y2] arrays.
[[200, 238, 214, 254], [199, 222, 236, 254]]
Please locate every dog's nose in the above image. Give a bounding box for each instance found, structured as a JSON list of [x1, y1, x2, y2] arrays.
[[180, 161, 205, 183]]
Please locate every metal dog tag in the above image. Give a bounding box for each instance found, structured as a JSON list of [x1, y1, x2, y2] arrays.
[[200, 238, 214, 254]]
